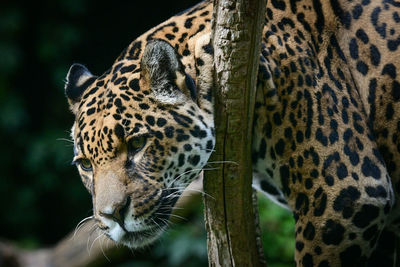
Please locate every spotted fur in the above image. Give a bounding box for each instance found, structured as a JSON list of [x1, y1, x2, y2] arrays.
[[66, 1, 400, 266]]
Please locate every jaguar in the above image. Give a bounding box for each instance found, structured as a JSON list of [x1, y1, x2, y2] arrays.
[[65, 0, 400, 266]]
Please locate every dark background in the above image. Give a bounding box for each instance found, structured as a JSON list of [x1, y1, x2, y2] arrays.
[[0, 0, 294, 266]]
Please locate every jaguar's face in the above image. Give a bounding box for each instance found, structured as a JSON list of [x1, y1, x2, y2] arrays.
[[66, 40, 214, 247]]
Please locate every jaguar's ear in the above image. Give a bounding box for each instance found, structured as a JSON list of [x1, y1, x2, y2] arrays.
[[140, 39, 196, 104], [65, 63, 97, 114]]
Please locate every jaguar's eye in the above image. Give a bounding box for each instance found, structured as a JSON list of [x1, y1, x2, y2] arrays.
[[79, 158, 93, 172], [127, 135, 148, 153]]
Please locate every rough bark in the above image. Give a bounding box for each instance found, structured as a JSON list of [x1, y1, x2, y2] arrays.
[[203, 0, 266, 266]]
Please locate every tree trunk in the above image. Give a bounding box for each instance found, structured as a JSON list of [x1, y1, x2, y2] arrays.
[[203, 0, 266, 266]]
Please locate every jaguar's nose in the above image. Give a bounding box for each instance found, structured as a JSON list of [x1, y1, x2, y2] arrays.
[[99, 196, 131, 225]]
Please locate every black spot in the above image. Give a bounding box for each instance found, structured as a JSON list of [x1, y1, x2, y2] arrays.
[[325, 175, 334, 186], [297, 13, 312, 32], [336, 163, 348, 179], [164, 126, 174, 138], [371, 7, 386, 39], [349, 38, 359, 59], [184, 17, 194, 29], [365, 185, 388, 198], [120, 64, 136, 74], [296, 241, 304, 251], [139, 103, 150, 110], [356, 28, 369, 44], [176, 133, 190, 142], [382, 64, 396, 78], [316, 128, 328, 146], [352, 4, 363, 19], [134, 113, 143, 120], [356, 61, 369, 75], [330, 0, 351, 28], [386, 103, 394, 120], [165, 33, 175, 40], [178, 153, 185, 167], [189, 126, 207, 139], [206, 140, 213, 151], [189, 155, 200, 166], [303, 253, 313, 267], [169, 110, 193, 127], [196, 58, 204, 66], [314, 246, 322, 255], [352, 204, 380, 228], [313, 188, 327, 216], [260, 180, 280, 195], [310, 169, 318, 178], [273, 112, 282, 125], [87, 107, 96, 115], [303, 222, 315, 240], [296, 131, 304, 143], [370, 44, 380, 66], [259, 139, 266, 159], [318, 260, 330, 267], [305, 178, 313, 189], [129, 78, 140, 91], [86, 97, 96, 107], [275, 139, 286, 155], [114, 123, 125, 139], [295, 193, 309, 215], [322, 219, 345, 245], [271, 0, 286, 10], [284, 127, 292, 139], [333, 186, 361, 218], [313, 0, 325, 33], [392, 81, 400, 101], [120, 94, 130, 101], [183, 144, 192, 151], [280, 165, 291, 196], [145, 115, 155, 126], [154, 130, 163, 140], [113, 114, 121, 120], [388, 36, 400, 51], [156, 118, 167, 127], [361, 157, 381, 179]]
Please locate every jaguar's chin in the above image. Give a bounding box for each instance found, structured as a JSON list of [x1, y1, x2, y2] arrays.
[[119, 227, 166, 248]]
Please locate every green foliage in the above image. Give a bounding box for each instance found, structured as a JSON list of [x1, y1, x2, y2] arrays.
[[258, 195, 295, 267]]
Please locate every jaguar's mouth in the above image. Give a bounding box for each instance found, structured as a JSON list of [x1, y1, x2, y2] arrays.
[[104, 189, 182, 248]]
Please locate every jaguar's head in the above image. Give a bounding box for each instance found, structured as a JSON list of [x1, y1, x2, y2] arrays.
[[65, 39, 214, 248]]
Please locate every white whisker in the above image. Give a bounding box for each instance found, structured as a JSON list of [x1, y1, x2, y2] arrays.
[[166, 168, 204, 187], [87, 225, 99, 253], [167, 213, 187, 221], [89, 231, 104, 256], [167, 167, 219, 188], [56, 137, 74, 143], [99, 234, 111, 262], [72, 216, 94, 240], [206, 160, 239, 165], [183, 188, 215, 199]]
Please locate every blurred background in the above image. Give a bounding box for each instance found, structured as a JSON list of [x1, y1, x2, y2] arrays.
[[0, 0, 294, 266]]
